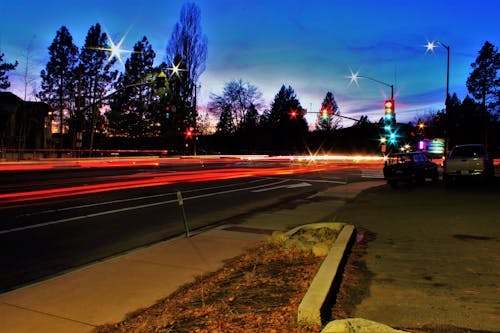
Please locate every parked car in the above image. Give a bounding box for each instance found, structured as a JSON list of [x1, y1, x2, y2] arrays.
[[383, 152, 439, 187], [443, 144, 494, 184]]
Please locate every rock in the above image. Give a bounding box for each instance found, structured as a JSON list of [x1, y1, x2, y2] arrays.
[[322, 318, 410, 333], [312, 242, 330, 257], [268, 231, 288, 244]]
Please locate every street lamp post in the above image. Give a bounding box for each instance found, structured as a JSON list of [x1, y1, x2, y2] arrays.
[[426, 40, 450, 153], [426, 41, 450, 106], [348, 71, 397, 151], [360, 75, 394, 100], [348, 71, 394, 100]]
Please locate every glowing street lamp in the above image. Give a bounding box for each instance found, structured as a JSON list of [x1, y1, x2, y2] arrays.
[[85, 31, 135, 70], [348, 70, 394, 100], [348, 69, 397, 150], [167, 61, 187, 80], [426, 41, 450, 105]]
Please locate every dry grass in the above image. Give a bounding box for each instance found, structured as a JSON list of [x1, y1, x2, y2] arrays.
[[93, 242, 325, 333]]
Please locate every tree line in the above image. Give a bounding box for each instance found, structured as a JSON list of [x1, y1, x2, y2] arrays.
[[416, 41, 500, 152], [0, 3, 499, 155], [1, 2, 207, 155]]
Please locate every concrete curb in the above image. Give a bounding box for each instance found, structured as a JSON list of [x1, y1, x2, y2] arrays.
[[297, 224, 355, 325]]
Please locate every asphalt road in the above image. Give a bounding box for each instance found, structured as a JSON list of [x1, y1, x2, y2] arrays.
[[0, 162, 378, 292], [333, 179, 500, 332]]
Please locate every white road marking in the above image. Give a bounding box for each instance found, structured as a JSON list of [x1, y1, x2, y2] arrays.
[[361, 169, 384, 179], [259, 176, 347, 184], [251, 182, 312, 192], [1, 179, 289, 235], [16, 178, 270, 218]]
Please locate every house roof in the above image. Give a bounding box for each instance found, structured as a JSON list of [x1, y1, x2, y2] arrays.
[[0, 91, 23, 105], [0, 92, 51, 116]]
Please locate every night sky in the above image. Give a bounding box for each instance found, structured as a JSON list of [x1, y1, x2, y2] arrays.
[[1, 0, 499, 126]]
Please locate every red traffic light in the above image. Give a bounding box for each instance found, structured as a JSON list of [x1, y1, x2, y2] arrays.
[[384, 99, 395, 115], [289, 108, 297, 119]]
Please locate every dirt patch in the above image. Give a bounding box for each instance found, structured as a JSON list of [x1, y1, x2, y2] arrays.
[[453, 234, 495, 241], [92, 243, 325, 333], [329, 228, 499, 333], [331, 227, 376, 319]]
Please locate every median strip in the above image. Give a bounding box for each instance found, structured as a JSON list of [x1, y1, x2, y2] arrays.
[[297, 224, 356, 326]]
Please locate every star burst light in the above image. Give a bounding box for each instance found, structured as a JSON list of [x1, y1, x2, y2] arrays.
[[425, 41, 436, 52], [347, 69, 360, 87], [86, 31, 133, 68], [167, 61, 187, 80], [105, 33, 132, 66]]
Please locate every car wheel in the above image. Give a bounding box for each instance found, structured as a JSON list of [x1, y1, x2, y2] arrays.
[[443, 174, 453, 186], [431, 170, 439, 182]]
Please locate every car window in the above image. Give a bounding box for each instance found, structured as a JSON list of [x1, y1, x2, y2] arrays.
[[387, 155, 411, 165], [413, 154, 427, 163], [450, 146, 486, 158]]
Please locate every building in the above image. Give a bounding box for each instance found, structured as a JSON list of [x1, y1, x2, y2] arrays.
[[0, 92, 52, 158]]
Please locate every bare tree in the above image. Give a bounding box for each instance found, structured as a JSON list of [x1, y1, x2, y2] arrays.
[[165, 2, 207, 128], [20, 36, 40, 101], [208, 79, 262, 133]]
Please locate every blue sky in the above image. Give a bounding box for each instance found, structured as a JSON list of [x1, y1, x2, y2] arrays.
[[1, 0, 499, 126]]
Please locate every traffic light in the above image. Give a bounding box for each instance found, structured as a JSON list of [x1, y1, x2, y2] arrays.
[[389, 132, 397, 144], [155, 72, 167, 89], [184, 129, 200, 140], [384, 99, 394, 120], [289, 108, 297, 119], [321, 109, 328, 122], [165, 106, 170, 119]]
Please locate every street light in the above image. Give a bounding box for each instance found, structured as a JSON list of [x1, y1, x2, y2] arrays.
[[348, 70, 394, 100], [426, 41, 450, 105], [425, 40, 450, 153], [348, 70, 398, 150]]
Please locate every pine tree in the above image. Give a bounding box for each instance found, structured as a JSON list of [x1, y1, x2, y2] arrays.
[[39, 26, 79, 152], [0, 52, 18, 90], [466, 41, 500, 113], [241, 103, 260, 132], [216, 105, 235, 135], [108, 36, 156, 138], [316, 91, 341, 131], [77, 23, 119, 151], [263, 85, 308, 152]]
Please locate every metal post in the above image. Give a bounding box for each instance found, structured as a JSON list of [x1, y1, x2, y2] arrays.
[[446, 45, 450, 154], [176, 190, 190, 238]]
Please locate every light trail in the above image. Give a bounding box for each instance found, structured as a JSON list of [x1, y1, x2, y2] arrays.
[[0, 154, 386, 172], [0, 179, 291, 235], [0, 164, 354, 205]]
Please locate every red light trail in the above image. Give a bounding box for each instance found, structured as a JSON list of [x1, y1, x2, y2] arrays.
[[0, 164, 367, 205]]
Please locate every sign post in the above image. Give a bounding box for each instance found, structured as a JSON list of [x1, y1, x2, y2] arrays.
[[177, 190, 190, 238]]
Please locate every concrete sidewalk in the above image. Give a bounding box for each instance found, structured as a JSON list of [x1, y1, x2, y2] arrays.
[[0, 181, 383, 333]]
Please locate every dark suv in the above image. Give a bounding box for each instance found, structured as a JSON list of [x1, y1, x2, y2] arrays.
[[383, 152, 439, 187]]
